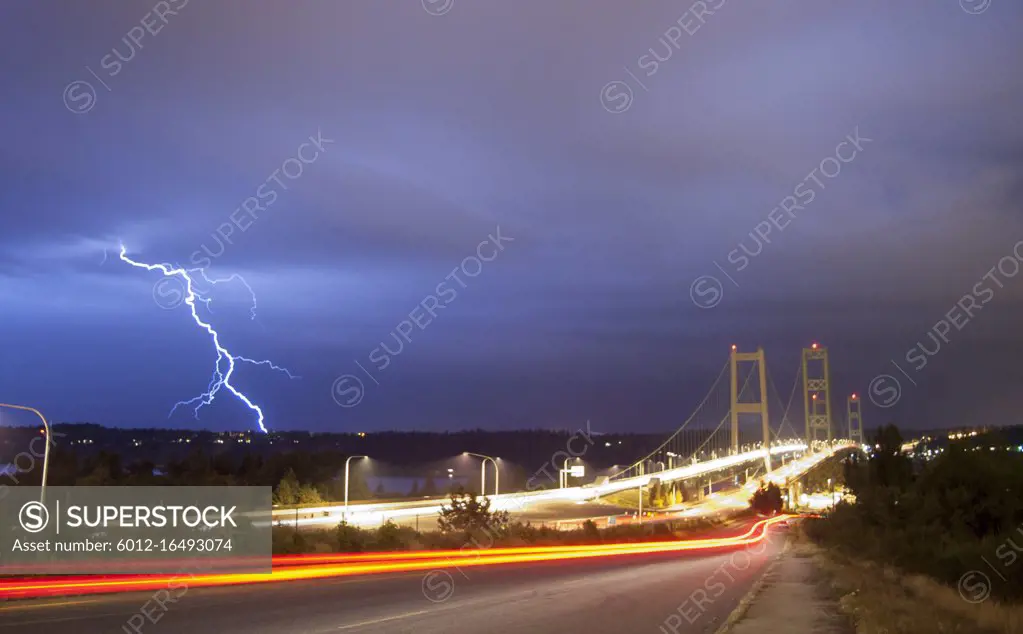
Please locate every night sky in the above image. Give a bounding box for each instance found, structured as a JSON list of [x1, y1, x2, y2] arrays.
[[1, 1, 1021, 433]]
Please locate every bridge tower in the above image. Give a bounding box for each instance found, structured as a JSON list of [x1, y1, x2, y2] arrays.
[[802, 343, 832, 445], [847, 393, 863, 444], [730, 345, 771, 473]]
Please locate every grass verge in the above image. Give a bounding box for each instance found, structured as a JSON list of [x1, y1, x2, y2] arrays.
[[793, 525, 1023, 634]]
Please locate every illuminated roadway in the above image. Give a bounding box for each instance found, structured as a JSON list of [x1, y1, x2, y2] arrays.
[[266, 443, 821, 529], [0, 449, 850, 633], [0, 520, 790, 634], [267, 443, 854, 530]]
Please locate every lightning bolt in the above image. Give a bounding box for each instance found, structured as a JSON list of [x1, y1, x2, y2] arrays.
[[118, 245, 296, 433]]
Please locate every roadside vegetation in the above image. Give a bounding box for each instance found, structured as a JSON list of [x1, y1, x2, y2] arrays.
[[795, 533, 1020, 634], [803, 424, 1023, 633], [748, 481, 784, 515]]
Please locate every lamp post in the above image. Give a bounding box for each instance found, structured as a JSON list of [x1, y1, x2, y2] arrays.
[[344, 455, 368, 518], [0, 403, 51, 503], [464, 452, 499, 496]]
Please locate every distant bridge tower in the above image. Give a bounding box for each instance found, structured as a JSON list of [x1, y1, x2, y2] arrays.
[[847, 393, 863, 444], [730, 345, 771, 473], [802, 343, 832, 445]]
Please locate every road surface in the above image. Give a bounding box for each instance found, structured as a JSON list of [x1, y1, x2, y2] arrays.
[[0, 530, 785, 634], [269, 444, 853, 531]]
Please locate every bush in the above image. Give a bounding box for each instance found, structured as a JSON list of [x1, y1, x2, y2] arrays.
[[272, 526, 310, 555], [335, 521, 369, 552], [749, 482, 783, 515], [375, 520, 418, 550], [437, 488, 510, 541]]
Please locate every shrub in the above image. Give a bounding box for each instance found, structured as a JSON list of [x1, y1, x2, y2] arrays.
[[749, 481, 783, 515], [437, 487, 510, 541], [335, 521, 370, 552]]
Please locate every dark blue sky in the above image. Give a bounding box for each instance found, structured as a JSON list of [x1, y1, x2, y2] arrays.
[[1, 1, 1021, 433]]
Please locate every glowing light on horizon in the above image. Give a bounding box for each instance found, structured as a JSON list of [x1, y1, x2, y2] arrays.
[[118, 245, 296, 433]]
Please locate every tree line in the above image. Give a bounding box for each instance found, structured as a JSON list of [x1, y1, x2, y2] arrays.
[[806, 424, 1023, 601]]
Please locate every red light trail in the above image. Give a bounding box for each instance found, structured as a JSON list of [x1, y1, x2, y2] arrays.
[[0, 516, 790, 600]]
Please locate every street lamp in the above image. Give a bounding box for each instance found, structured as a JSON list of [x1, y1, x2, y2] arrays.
[[463, 452, 499, 496], [344, 455, 368, 517], [0, 403, 51, 503], [560, 457, 585, 488]]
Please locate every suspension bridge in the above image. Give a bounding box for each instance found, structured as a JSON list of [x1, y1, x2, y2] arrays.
[[271, 343, 862, 528]]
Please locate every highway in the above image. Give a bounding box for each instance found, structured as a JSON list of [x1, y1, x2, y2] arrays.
[[0, 527, 786, 634], [266, 443, 827, 529], [268, 444, 855, 532]]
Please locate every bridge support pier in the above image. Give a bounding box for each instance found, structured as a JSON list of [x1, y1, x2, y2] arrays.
[[730, 345, 771, 474], [802, 344, 832, 446], [847, 393, 863, 444]]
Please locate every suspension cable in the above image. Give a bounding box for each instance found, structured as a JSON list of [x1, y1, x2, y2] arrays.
[[611, 356, 731, 479]]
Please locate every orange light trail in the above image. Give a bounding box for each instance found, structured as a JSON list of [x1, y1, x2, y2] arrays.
[[0, 516, 790, 600]]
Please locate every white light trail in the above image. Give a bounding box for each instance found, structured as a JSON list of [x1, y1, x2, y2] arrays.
[[262, 443, 847, 528]]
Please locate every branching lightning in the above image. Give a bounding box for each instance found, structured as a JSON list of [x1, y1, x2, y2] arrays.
[[119, 245, 296, 433]]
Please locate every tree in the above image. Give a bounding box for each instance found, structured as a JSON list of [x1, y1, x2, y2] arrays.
[[274, 469, 300, 505], [844, 423, 913, 522], [437, 487, 509, 539], [749, 481, 784, 515], [649, 480, 662, 508], [296, 483, 323, 504], [869, 424, 913, 490]]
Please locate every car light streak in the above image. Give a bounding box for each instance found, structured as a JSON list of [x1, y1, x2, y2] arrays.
[[0, 517, 789, 600]]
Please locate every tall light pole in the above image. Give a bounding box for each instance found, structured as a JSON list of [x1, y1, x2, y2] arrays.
[[464, 452, 499, 496], [0, 403, 51, 503], [344, 455, 368, 518]]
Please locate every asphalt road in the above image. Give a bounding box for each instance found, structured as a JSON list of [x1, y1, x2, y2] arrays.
[[0, 530, 785, 634]]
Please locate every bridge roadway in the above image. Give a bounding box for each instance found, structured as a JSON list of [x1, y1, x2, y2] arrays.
[[265, 443, 822, 530], [0, 522, 788, 634]]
